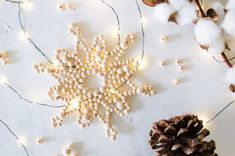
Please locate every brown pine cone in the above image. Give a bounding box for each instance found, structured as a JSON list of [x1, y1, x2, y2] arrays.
[[149, 114, 218, 156]]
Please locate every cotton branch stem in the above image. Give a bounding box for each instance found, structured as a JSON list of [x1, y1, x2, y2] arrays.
[[221, 52, 233, 68], [194, 0, 206, 18]]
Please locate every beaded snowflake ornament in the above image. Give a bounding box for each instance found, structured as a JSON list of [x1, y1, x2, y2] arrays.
[[34, 23, 155, 140]]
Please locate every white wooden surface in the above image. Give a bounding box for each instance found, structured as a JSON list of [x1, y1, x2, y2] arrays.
[[0, 0, 234, 155]]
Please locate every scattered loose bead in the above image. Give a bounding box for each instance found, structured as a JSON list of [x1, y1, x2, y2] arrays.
[[34, 23, 155, 140], [178, 66, 184, 72], [159, 60, 166, 67], [0, 51, 9, 65], [64, 148, 72, 155], [36, 137, 44, 144], [63, 143, 77, 156], [160, 35, 168, 43], [173, 79, 180, 85], [175, 59, 182, 65]]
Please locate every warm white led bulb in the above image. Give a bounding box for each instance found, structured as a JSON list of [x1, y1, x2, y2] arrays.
[[140, 17, 147, 26], [18, 136, 27, 145], [0, 76, 8, 84], [137, 58, 147, 71], [22, 0, 34, 11], [19, 31, 30, 42]]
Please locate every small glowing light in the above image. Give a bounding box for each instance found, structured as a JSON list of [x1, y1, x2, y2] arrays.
[[70, 98, 79, 109], [140, 17, 147, 26], [197, 113, 210, 127], [137, 58, 148, 71], [0, 76, 8, 84], [18, 136, 27, 145], [19, 31, 30, 41], [110, 27, 120, 39], [52, 58, 61, 66], [110, 88, 116, 93], [199, 114, 209, 123], [22, 0, 34, 11]]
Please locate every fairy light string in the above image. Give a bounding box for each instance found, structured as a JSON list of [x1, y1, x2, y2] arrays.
[[99, 0, 128, 90], [207, 100, 235, 124], [109, 0, 146, 90], [17, 3, 54, 64], [100, 0, 121, 45], [135, 0, 145, 60], [4, 0, 24, 4], [3, 0, 53, 64], [190, 0, 235, 124], [116, 0, 146, 89], [1, 80, 65, 108], [191, 0, 235, 124], [0, 119, 30, 156]]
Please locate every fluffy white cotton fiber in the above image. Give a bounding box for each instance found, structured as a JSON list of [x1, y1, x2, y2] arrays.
[[153, 3, 176, 23], [177, 3, 197, 25], [226, 0, 235, 10], [194, 19, 222, 45], [221, 10, 235, 37], [168, 0, 189, 10], [226, 67, 235, 84], [207, 38, 225, 55]]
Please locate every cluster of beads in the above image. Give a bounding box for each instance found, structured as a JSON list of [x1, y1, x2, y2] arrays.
[[0, 51, 9, 65], [34, 23, 155, 140], [63, 143, 79, 156], [138, 85, 155, 96], [175, 59, 184, 72]]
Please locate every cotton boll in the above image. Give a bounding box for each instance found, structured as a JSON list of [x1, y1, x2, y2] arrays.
[[221, 10, 235, 37], [168, 0, 189, 10], [226, 0, 235, 10], [177, 3, 197, 25], [153, 3, 176, 23], [226, 67, 235, 84], [194, 19, 222, 45], [207, 37, 225, 56], [205, 2, 225, 23]]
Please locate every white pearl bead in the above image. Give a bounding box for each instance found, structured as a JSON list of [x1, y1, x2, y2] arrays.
[[117, 68, 123, 74], [81, 72, 87, 78], [120, 42, 128, 50], [54, 90, 60, 97], [61, 56, 69, 63], [123, 65, 129, 72], [116, 102, 124, 110], [136, 88, 142, 94], [95, 45, 102, 51], [93, 90, 99, 97]]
